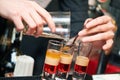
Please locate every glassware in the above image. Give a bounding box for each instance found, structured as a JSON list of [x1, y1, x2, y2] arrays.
[[42, 40, 63, 80], [41, 12, 70, 42], [55, 45, 75, 80], [72, 42, 92, 80], [13, 55, 34, 76]]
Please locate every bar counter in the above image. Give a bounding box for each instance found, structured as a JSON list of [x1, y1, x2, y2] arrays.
[[0, 74, 92, 80]]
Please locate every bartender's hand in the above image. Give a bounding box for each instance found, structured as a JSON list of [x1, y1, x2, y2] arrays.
[[0, 0, 55, 37], [78, 15, 117, 54]]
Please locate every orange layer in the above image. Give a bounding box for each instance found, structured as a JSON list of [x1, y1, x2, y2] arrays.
[[46, 49, 61, 59]]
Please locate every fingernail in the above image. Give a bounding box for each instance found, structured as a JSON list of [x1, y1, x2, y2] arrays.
[[85, 24, 89, 28], [52, 29, 55, 33], [78, 31, 85, 36]]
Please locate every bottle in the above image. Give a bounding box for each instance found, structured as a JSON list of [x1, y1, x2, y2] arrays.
[[88, 0, 104, 18], [4, 32, 22, 77], [88, 0, 110, 74], [0, 21, 13, 77]]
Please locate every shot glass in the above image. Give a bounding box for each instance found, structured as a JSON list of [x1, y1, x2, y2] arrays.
[[55, 45, 75, 80], [42, 40, 63, 80], [72, 42, 92, 80]]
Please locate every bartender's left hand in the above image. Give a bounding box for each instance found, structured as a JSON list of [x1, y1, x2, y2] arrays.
[[78, 15, 117, 55]]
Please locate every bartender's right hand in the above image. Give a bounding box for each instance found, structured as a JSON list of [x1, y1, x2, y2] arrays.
[[0, 0, 56, 37]]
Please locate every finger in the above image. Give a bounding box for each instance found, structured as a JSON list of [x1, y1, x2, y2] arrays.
[[30, 1, 56, 32], [103, 39, 113, 55], [85, 16, 111, 29], [103, 39, 113, 51], [12, 16, 24, 31], [84, 18, 93, 26], [81, 31, 114, 42], [29, 9, 44, 27], [78, 22, 114, 37], [34, 26, 43, 37], [21, 12, 36, 34], [84, 22, 114, 35], [78, 29, 88, 37]]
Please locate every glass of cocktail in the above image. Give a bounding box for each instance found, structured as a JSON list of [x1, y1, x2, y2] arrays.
[[72, 42, 92, 80], [56, 45, 74, 79], [42, 40, 63, 79]]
